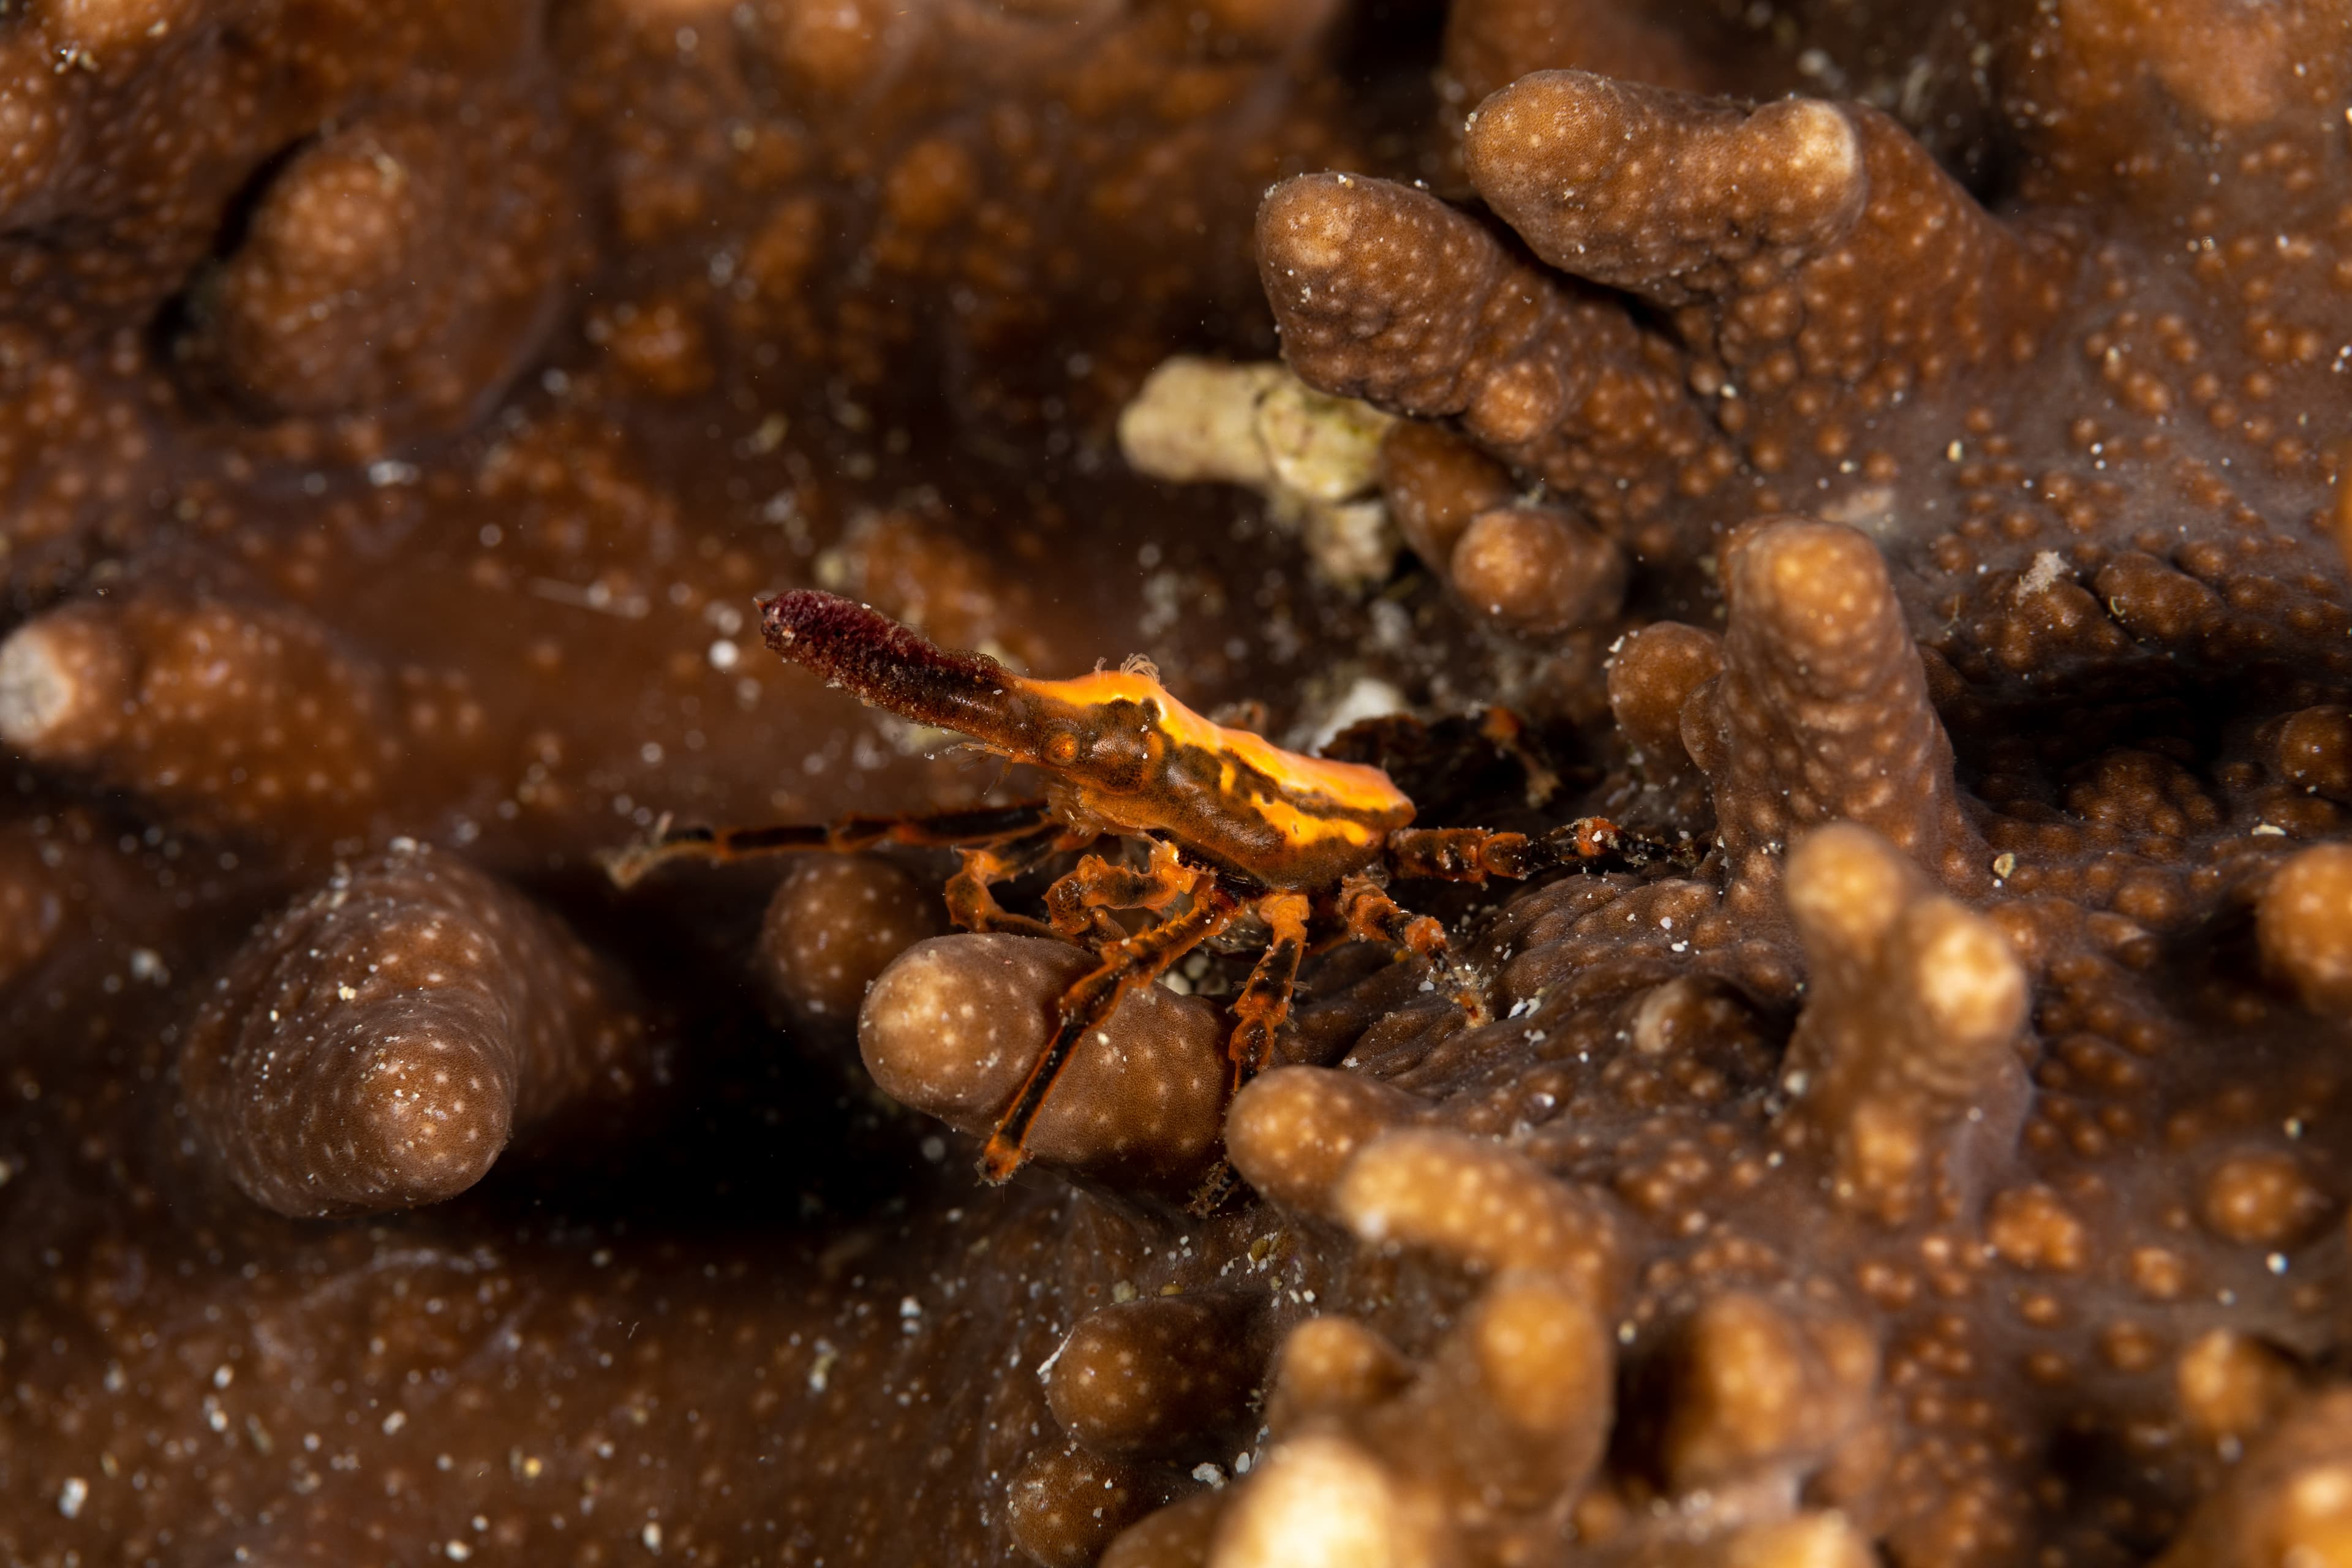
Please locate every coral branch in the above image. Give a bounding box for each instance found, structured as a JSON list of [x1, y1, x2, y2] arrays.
[[1607, 620, 1722, 776], [175, 98, 572, 431], [1045, 1290, 1267, 1461], [0, 590, 402, 846], [1467, 73, 1867, 306], [1652, 1290, 1880, 1496], [1378, 418, 1518, 571], [1335, 1126, 1628, 1307], [758, 854, 946, 1020], [2256, 844, 2352, 1012], [858, 933, 1228, 1190], [1466, 70, 2071, 382], [1263, 1316, 1412, 1433], [1007, 1439, 1172, 1568], [1256, 172, 1730, 540], [179, 843, 643, 1217], [2156, 1390, 2352, 1568], [1209, 1433, 1446, 1568], [1688, 518, 1987, 906], [1774, 823, 2029, 1226], [1448, 502, 1627, 635], [1224, 1064, 1427, 1214]]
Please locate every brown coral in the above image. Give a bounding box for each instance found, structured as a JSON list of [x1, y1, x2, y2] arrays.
[[759, 851, 948, 1020], [4, 0, 2352, 1564], [179, 842, 644, 1215], [859, 932, 1230, 1191], [175, 97, 575, 431], [1257, 170, 1730, 566], [0, 588, 411, 846], [1692, 519, 1989, 907], [1774, 821, 2030, 1226]]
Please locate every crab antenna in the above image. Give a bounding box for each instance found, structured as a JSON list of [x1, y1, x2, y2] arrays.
[[758, 590, 1028, 749]]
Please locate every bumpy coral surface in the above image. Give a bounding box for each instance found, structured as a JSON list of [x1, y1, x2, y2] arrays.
[[2, 0, 2350, 1564]]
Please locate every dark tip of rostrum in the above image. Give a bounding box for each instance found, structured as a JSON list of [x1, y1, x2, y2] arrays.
[[754, 590, 1019, 741], [760, 589, 892, 663]]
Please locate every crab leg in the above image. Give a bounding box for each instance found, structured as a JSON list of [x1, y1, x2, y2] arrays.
[[979, 869, 1240, 1182], [600, 800, 1055, 888], [1225, 891, 1311, 1091], [943, 823, 1098, 940], [1335, 874, 1491, 1026], [1043, 839, 1192, 940], [1384, 816, 1697, 882]]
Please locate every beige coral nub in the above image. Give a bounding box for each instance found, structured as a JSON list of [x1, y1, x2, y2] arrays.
[[1224, 1065, 1425, 1215], [1655, 1291, 1879, 1493], [1718, 1513, 1880, 1568], [0, 608, 133, 761], [2175, 1329, 2303, 1446], [1777, 823, 2029, 1225], [1264, 1316, 1413, 1432], [2157, 1390, 2352, 1568], [1335, 1126, 1627, 1308], [1117, 358, 1285, 488], [1694, 518, 1988, 908], [858, 933, 1228, 1190], [1463, 1275, 1611, 1439], [179, 843, 642, 1218], [2256, 843, 2352, 1012], [1426, 1271, 1614, 1504], [1464, 71, 1863, 301], [1208, 1434, 1437, 1568]]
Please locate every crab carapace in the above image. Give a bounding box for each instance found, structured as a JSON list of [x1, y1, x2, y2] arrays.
[[607, 589, 1676, 1182]]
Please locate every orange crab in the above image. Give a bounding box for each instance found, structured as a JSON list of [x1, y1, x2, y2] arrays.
[[608, 590, 1670, 1181]]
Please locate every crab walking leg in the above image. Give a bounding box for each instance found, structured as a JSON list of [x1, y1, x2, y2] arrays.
[[943, 824, 1095, 941], [1044, 839, 1193, 940], [1537, 815, 1699, 871], [1334, 873, 1452, 958], [1382, 816, 1698, 882], [1335, 874, 1492, 1025], [979, 870, 1242, 1182], [1225, 891, 1312, 1090], [600, 800, 1057, 888], [1385, 826, 1542, 881]]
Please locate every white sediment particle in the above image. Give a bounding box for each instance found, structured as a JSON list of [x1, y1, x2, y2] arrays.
[[2015, 549, 2068, 601]]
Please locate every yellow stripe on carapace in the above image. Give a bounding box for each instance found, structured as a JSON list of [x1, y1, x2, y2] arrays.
[[1248, 791, 1384, 851], [1019, 670, 1412, 824]]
